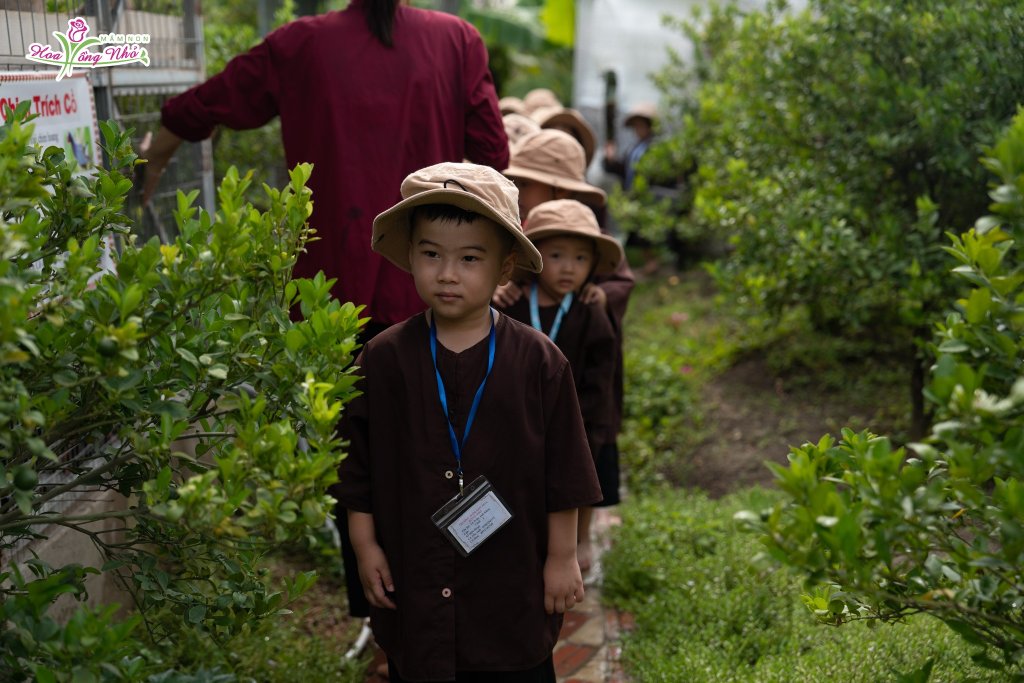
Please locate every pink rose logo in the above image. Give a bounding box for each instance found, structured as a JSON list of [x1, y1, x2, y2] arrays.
[[67, 18, 89, 43]]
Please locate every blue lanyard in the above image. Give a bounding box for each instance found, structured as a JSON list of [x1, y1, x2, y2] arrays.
[[429, 309, 496, 495], [530, 284, 573, 343]]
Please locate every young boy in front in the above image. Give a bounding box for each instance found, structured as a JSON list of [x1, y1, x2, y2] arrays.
[[333, 162, 602, 683], [498, 199, 624, 574]]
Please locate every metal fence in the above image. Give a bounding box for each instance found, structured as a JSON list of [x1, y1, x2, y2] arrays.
[[0, 0, 213, 239]]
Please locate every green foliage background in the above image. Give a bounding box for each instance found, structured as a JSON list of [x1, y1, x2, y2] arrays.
[[620, 0, 1024, 337]]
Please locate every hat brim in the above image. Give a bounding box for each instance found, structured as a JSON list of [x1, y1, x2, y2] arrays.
[[513, 227, 624, 281], [541, 111, 596, 166], [372, 188, 543, 274], [624, 113, 654, 127], [502, 165, 607, 208]]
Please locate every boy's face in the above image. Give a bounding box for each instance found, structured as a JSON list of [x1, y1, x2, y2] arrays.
[[409, 214, 516, 326], [535, 235, 595, 300], [510, 177, 570, 222]]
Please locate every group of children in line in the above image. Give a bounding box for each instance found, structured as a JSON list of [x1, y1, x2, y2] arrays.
[[333, 91, 636, 683]]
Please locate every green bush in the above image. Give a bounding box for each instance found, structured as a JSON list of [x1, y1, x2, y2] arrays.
[[741, 109, 1024, 672], [603, 488, 1002, 682], [0, 103, 362, 679]]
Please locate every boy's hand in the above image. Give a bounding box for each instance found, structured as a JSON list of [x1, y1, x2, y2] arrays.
[[356, 542, 397, 610], [543, 553, 584, 614], [492, 281, 524, 308], [579, 283, 607, 310]]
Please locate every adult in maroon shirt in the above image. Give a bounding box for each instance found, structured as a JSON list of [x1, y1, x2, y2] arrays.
[[142, 0, 507, 637], [142, 0, 509, 328]]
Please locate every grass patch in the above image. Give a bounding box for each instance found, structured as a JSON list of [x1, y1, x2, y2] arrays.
[[603, 488, 1004, 682]]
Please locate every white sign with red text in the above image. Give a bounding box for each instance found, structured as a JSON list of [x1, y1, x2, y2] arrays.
[[0, 71, 101, 167]]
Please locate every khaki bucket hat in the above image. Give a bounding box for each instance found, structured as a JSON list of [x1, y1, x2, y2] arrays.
[[372, 162, 543, 274], [533, 106, 597, 166], [503, 130, 607, 208], [522, 88, 561, 114], [519, 200, 624, 278], [503, 113, 541, 146]]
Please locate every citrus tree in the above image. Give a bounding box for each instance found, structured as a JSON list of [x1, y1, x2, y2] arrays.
[[740, 109, 1024, 674], [619, 0, 1024, 434], [0, 103, 362, 680]]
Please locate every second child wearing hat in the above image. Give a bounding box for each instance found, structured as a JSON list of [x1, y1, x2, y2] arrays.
[[334, 162, 601, 683], [498, 129, 635, 460], [498, 199, 623, 574]]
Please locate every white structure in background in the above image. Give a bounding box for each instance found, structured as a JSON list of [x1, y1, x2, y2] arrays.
[[574, 0, 805, 181]]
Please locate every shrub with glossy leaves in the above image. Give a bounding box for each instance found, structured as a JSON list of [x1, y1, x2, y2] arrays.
[[740, 109, 1024, 672], [0, 102, 363, 680]]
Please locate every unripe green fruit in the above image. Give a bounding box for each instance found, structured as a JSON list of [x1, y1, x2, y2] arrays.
[[12, 465, 38, 491], [97, 337, 119, 357]]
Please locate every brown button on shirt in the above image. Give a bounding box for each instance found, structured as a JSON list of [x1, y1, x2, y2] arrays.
[[501, 295, 617, 457], [334, 313, 601, 682]]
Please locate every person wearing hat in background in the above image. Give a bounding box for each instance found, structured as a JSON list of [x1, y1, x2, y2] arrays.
[[602, 101, 658, 191], [603, 102, 661, 275], [334, 162, 601, 683], [497, 199, 623, 575], [496, 130, 635, 575], [503, 112, 541, 147]]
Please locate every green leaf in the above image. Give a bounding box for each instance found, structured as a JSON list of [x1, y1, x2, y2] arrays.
[[540, 0, 574, 46], [176, 347, 199, 366], [945, 619, 986, 646]]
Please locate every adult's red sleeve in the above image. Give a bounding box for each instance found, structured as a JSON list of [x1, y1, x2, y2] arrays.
[[161, 39, 281, 142], [461, 27, 509, 170]]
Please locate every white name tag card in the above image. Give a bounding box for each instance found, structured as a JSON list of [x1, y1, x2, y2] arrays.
[[431, 476, 513, 556]]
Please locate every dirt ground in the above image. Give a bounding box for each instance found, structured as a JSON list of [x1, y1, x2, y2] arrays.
[[682, 352, 910, 497]]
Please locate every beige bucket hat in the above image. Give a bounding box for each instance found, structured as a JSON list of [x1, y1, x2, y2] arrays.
[[520, 200, 624, 277], [532, 106, 597, 166], [503, 130, 607, 207], [503, 113, 541, 146], [372, 162, 543, 274], [624, 102, 659, 127], [498, 96, 526, 116], [522, 88, 561, 114]]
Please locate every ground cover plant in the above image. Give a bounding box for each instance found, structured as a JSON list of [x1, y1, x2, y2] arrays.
[[0, 104, 362, 680], [602, 488, 1005, 682], [741, 109, 1024, 674]]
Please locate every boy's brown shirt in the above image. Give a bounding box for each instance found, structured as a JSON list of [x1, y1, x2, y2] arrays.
[[334, 312, 601, 681], [501, 294, 617, 456]]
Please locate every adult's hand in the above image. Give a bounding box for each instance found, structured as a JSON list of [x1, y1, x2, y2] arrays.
[[140, 126, 184, 207], [579, 283, 607, 310]]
